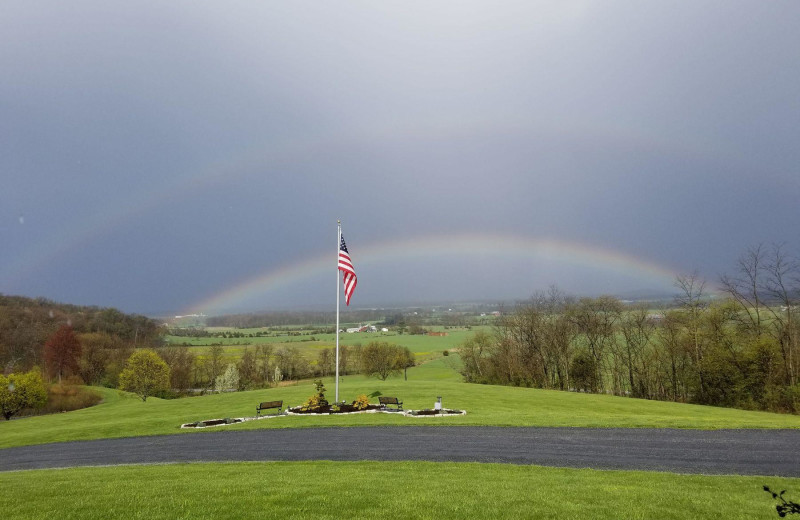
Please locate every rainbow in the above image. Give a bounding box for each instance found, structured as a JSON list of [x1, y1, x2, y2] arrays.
[[185, 233, 682, 314]]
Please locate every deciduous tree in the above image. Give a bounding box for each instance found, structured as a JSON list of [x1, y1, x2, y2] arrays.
[[360, 341, 413, 381], [118, 349, 170, 401], [215, 363, 240, 393], [159, 347, 195, 392], [237, 348, 258, 390], [44, 325, 81, 383], [0, 369, 47, 420]]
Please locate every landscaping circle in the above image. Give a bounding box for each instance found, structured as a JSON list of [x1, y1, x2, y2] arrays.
[[180, 407, 466, 428]]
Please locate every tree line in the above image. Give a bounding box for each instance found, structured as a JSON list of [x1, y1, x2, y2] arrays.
[[0, 291, 415, 404], [160, 341, 414, 393], [460, 245, 799, 413], [0, 294, 162, 378]]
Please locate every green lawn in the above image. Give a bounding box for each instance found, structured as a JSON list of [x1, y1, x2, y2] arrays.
[[1, 461, 795, 519], [2, 356, 800, 449], [4, 355, 800, 519]]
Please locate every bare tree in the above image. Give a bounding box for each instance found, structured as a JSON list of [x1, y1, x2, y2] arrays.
[[762, 244, 799, 386], [159, 347, 196, 392], [720, 244, 766, 335], [654, 310, 690, 402], [720, 244, 799, 387], [567, 296, 622, 392], [255, 344, 273, 385], [675, 272, 709, 402], [619, 304, 655, 398], [206, 345, 224, 389], [316, 348, 333, 377]]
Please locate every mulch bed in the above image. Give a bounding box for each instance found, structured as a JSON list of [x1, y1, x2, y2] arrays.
[[182, 418, 243, 428], [180, 406, 467, 428], [408, 409, 465, 416], [288, 404, 384, 414]]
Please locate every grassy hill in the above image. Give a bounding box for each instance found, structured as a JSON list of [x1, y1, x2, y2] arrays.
[[2, 355, 800, 519], [2, 356, 799, 450]]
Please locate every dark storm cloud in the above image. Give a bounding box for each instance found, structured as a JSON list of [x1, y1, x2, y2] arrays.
[[1, 1, 798, 313]]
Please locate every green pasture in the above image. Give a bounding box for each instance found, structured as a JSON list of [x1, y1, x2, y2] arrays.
[[168, 327, 481, 365], [1, 461, 795, 519], [3, 356, 800, 450]]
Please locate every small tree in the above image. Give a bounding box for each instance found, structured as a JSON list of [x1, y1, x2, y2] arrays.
[[237, 348, 258, 390], [300, 379, 328, 411], [206, 344, 224, 389], [119, 349, 170, 401], [215, 363, 240, 393], [44, 325, 82, 383], [570, 350, 599, 392], [0, 369, 47, 420], [360, 342, 414, 381]]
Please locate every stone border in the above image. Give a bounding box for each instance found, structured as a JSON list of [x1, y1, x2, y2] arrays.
[[180, 414, 285, 429], [404, 409, 467, 418], [180, 409, 466, 428]]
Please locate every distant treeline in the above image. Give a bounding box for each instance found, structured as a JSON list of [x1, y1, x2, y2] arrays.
[[0, 294, 162, 377], [460, 245, 800, 414]]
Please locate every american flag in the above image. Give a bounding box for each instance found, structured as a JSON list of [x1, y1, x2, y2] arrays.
[[338, 234, 357, 306]]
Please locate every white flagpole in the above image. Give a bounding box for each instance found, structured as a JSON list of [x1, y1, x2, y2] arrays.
[[335, 220, 341, 403]]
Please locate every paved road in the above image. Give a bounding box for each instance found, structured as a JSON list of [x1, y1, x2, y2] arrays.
[[2, 427, 798, 476]]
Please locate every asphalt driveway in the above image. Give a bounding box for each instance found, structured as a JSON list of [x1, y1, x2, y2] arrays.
[[1, 426, 798, 476]]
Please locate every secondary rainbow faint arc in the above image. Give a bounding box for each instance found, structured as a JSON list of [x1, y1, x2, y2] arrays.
[[4, 117, 716, 286], [185, 234, 680, 314]]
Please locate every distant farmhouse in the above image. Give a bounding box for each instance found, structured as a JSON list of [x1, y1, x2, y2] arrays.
[[346, 325, 377, 333]]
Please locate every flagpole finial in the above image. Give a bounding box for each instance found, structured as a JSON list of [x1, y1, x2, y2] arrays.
[[337, 219, 341, 225]]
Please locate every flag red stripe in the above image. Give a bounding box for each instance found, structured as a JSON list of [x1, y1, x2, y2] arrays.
[[338, 235, 357, 306]]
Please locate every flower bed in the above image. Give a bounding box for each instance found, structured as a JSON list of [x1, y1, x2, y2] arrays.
[[287, 403, 383, 414], [180, 407, 466, 428]]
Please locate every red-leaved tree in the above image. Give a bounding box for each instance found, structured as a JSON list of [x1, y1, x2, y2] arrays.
[[44, 325, 82, 383]]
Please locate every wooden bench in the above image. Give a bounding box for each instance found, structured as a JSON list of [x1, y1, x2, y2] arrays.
[[378, 396, 403, 411], [256, 400, 283, 416]]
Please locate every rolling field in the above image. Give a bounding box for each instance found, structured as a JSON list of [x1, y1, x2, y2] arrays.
[[2, 356, 800, 450], [165, 327, 481, 365]]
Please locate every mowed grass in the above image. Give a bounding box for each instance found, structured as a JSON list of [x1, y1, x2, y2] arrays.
[[1, 461, 796, 519], [2, 356, 800, 449]]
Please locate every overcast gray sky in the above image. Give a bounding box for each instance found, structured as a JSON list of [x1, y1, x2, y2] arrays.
[[2, 1, 798, 315]]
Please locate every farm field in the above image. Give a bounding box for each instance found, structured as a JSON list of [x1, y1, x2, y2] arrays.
[[1, 461, 796, 520], [3, 356, 800, 450], [165, 326, 482, 365]]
